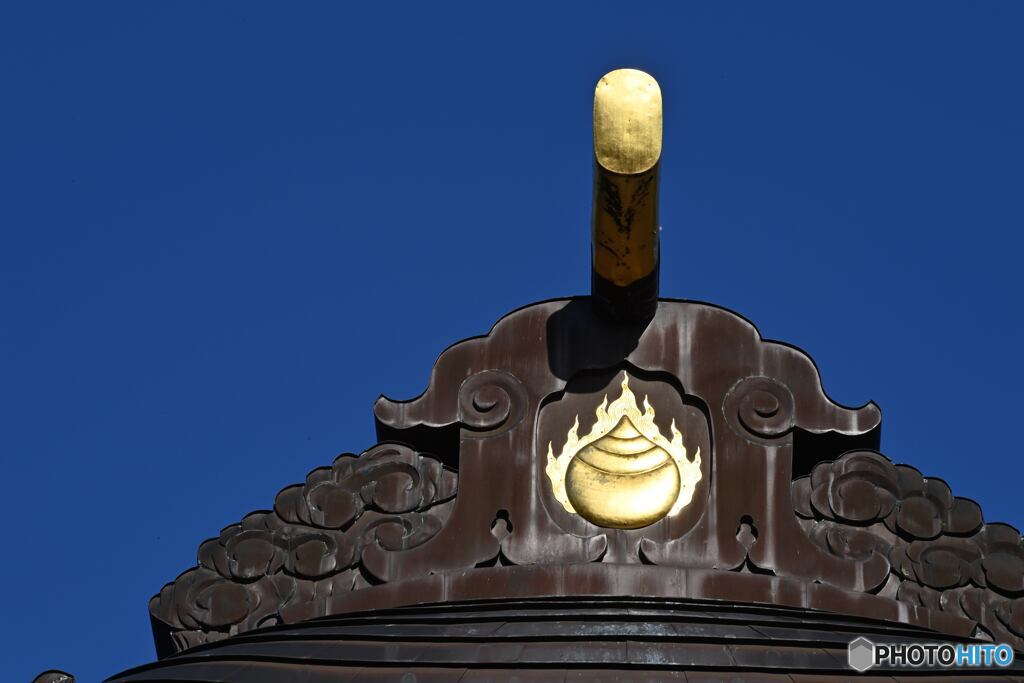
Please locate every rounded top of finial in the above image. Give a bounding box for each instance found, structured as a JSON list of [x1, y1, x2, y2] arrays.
[[593, 68, 663, 175]]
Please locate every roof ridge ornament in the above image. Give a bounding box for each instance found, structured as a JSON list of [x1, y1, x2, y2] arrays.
[[592, 68, 663, 322], [545, 372, 702, 529], [83, 67, 1024, 682]]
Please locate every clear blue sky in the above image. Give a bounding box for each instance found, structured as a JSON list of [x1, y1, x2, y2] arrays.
[[2, 2, 1022, 680]]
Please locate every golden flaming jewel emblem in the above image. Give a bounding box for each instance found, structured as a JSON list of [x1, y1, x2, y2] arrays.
[[545, 374, 702, 529]]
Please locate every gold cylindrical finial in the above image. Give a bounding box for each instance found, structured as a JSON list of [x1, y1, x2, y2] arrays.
[[591, 68, 662, 322]]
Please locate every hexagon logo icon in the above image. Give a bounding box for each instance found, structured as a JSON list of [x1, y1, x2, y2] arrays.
[[848, 637, 875, 672]]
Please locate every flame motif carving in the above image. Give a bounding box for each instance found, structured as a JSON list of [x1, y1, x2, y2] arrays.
[[546, 374, 702, 529]]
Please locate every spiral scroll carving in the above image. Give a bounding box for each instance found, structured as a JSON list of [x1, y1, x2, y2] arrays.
[[723, 376, 796, 443], [794, 450, 1024, 650], [149, 444, 457, 655], [458, 370, 528, 437]]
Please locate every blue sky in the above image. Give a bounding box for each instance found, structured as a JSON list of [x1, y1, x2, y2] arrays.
[[2, 2, 1023, 680]]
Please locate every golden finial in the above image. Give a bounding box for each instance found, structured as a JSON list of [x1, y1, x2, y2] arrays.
[[591, 69, 663, 322]]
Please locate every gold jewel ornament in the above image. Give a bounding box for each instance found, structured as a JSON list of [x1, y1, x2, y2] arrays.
[[545, 374, 702, 529]]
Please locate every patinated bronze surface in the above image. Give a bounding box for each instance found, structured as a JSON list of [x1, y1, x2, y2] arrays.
[[115, 296, 1024, 681], [112, 598, 1024, 681]]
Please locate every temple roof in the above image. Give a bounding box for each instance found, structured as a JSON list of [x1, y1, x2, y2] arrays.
[[101, 297, 1024, 681]]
